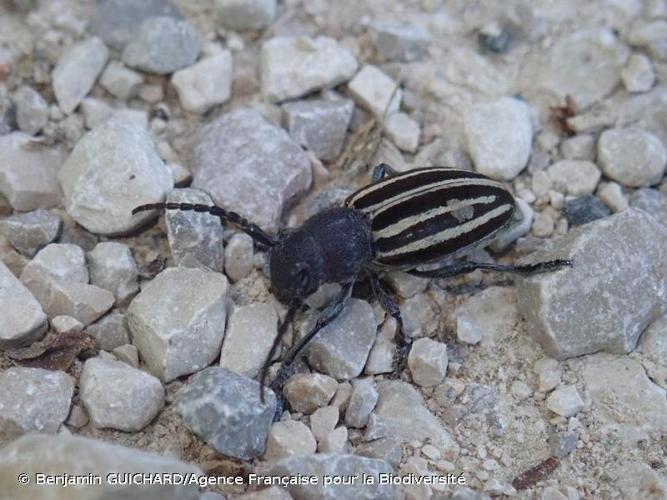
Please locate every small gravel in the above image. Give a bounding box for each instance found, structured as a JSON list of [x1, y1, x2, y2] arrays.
[[348, 65, 401, 118], [80, 357, 164, 431], [99, 61, 143, 101], [283, 373, 338, 414], [122, 16, 201, 75], [408, 337, 449, 387], [546, 160, 601, 196], [370, 21, 431, 62], [224, 232, 254, 281], [0, 209, 61, 257], [344, 378, 378, 428], [87, 242, 139, 305], [563, 195, 611, 226], [13, 85, 48, 135], [171, 51, 233, 114], [621, 53, 655, 93], [264, 419, 317, 461], [216, 0, 277, 31], [463, 97, 533, 181]]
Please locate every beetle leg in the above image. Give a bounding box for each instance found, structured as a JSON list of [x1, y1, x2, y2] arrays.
[[370, 275, 411, 375], [268, 281, 355, 398], [371, 163, 400, 182], [409, 259, 572, 279], [259, 304, 298, 404]]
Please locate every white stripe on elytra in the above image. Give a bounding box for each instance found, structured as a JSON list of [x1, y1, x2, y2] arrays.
[[346, 168, 472, 210], [378, 203, 514, 257], [373, 195, 497, 240], [366, 178, 504, 218]]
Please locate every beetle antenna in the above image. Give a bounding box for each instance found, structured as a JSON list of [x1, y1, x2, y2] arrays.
[[132, 202, 277, 248], [259, 304, 298, 404]]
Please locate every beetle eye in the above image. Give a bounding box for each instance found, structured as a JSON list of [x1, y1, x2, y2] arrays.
[[295, 265, 310, 289]]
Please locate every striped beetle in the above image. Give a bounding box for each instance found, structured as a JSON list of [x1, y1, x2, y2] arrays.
[[133, 164, 571, 403]]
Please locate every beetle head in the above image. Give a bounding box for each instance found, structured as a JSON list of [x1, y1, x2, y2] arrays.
[[268, 228, 325, 305]]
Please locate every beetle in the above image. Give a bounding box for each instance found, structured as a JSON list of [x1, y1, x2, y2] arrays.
[[132, 164, 571, 403]]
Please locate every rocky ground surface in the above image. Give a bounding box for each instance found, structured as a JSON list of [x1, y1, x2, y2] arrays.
[[1, 0, 667, 499]]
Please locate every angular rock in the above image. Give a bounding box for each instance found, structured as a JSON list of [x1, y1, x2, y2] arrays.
[[113, 343, 139, 367], [224, 232, 254, 281], [89, 0, 183, 50], [165, 188, 224, 272], [261, 36, 358, 103], [636, 315, 667, 389], [547, 160, 601, 196], [535, 357, 561, 392], [58, 119, 173, 235], [598, 127, 666, 187], [0, 209, 61, 257], [21, 243, 88, 285], [345, 378, 378, 428], [126, 267, 228, 381], [81, 97, 113, 129], [463, 97, 533, 181], [174, 367, 276, 460], [577, 354, 667, 439], [220, 303, 278, 378], [264, 420, 317, 461], [385, 112, 420, 153], [99, 61, 143, 100], [615, 462, 667, 500], [597, 181, 629, 213], [310, 405, 339, 442], [563, 195, 611, 227], [0, 367, 73, 439], [51, 315, 83, 335], [371, 21, 431, 62], [365, 380, 453, 449], [191, 108, 311, 232], [306, 298, 376, 379], [355, 438, 403, 469], [621, 53, 655, 93], [122, 16, 201, 75], [0, 260, 47, 347], [171, 51, 233, 114], [80, 357, 164, 431], [548, 431, 579, 458], [535, 29, 629, 109], [408, 337, 448, 387], [268, 454, 395, 500], [560, 134, 595, 161], [13, 85, 48, 135], [52, 37, 109, 114], [348, 65, 401, 118], [36, 280, 115, 325], [87, 242, 139, 304], [282, 98, 354, 161], [517, 209, 667, 359], [216, 0, 277, 31], [628, 20, 667, 60], [283, 373, 338, 414], [630, 188, 667, 224], [545, 385, 584, 417], [455, 287, 518, 345], [319, 426, 348, 453], [0, 132, 63, 211], [85, 311, 130, 351], [0, 433, 201, 500]]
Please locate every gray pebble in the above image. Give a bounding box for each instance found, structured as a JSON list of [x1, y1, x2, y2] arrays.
[[264, 420, 317, 461], [86, 311, 130, 351], [630, 187, 667, 224], [87, 242, 139, 304], [0, 260, 47, 347], [51, 315, 83, 335], [344, 378, 378, 428], [268, 453, 395, 500], [171, 52, 233, 114], [517, 209, 667, 359], [547, 160, 601, 196], [563, 195, 611, 227], [408, 337, 448, 387], [122, 16, 201, 75], [58, 119, 173, 235], [52, 37, 109, 114], [0, 209, 61, 257], [0, 367, 73, 436], [0, 132, 63, 211], [284, 373, 338, 414], [283, 98, 354, 161], [216, 0, 277, 31], [560, 134, 595, 161], [548, 431, 579, 458], [99, 61, 143, 100], [348, 65, 401, 118], [224, 232, 254, 281], [80, 357, 164, 431], [306, 298, 377, 379], [546, 385, 584, 417], [371, 21, 431, 62], [598, 127, 666, 187], [112, 343, 139, 368], [174, 367, 276, 460], [191, 108, 311, 232], [220, 302, 278, 378], [13, 85, 48, 135], [463, 97, 533, 181], [127, 267, 228, 381], [310, 405, 339, 442], [0, 433, 201, 500], [165, 188, 224, 272], [89, 0, 183, 50], [261, 36, 358, 103]]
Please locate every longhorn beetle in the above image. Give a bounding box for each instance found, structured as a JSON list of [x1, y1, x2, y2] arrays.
[[133, 164, 571, 404]]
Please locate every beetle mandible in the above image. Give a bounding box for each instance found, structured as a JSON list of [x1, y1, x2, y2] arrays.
[[133, 164, 571, 402]]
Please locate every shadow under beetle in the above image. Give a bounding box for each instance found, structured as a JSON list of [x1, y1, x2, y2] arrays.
[[133, 164, 571, 406]]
